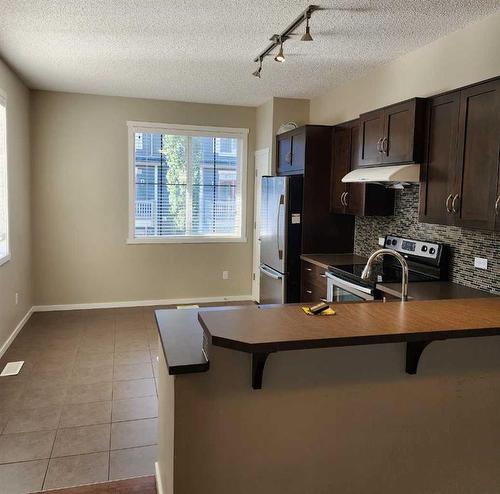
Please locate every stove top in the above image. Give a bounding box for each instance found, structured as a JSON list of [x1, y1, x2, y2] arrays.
[[327, 235, 448, 292], [328, 263, 436, 290]]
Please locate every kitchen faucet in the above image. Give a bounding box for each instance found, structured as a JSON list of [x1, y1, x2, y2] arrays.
[[361, 248, 409, 301]]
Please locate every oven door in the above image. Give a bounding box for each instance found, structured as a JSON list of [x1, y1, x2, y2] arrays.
[[326, 273, 374, 302]]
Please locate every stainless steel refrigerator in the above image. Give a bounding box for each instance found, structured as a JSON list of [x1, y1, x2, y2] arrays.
[[259, 175, 303, 304]]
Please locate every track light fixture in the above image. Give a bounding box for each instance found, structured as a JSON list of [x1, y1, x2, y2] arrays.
[[252, 58, 263, 78], [301, 13, 313, 41], [274, 37, 285, 63], [252, 5, 319, 77]]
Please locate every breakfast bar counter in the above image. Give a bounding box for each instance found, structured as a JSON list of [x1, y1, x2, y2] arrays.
[[155, 298, 500, 494]]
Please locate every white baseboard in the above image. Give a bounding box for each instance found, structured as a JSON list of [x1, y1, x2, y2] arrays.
[[0, 307, 34, 359], [155, 461, 165, 494], [32, 294, 255, 312]]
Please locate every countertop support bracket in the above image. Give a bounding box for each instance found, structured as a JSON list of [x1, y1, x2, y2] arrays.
[[252, 352, 273, 390], [406, 341, 432, 374]]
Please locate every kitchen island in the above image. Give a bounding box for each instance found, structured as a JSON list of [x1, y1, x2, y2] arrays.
[[156, 298, 500, 494]]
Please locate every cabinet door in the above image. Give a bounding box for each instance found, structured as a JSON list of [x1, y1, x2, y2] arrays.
[[455, 79, 500, 230], [383, 100, 417, 164], [358, 110, 384, 166], [419, 93, 461, 225], [344, 123, 365, 215], [277, 135, 292, 174], [290, 131, 306, 172], [330, 126, 350, 213]]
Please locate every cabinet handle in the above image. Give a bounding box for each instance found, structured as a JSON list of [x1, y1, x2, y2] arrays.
[[285, 152, 292, 164], [445, 194, 453, 213], [320, 298, 327, 303], [320, 274, 327, 278], [340, 191, 345, 206], [344, 191, 349, 206], [495, 195, 500, 216], [306, 290, 312, 294], [451, 194, 460, 214], [382, 137, 389, 154], [377, 138, 383, 153], [306, 267, 312, 272]]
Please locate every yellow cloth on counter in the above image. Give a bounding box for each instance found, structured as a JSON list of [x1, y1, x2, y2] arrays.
[[301, 306, 336, 316]]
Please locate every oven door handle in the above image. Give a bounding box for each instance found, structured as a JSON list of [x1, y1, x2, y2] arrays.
[[326, 272, 374, 296]]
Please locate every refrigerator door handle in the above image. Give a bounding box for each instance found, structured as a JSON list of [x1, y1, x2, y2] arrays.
[[276, 194, 285, 260], [260, 265, 283, 280]]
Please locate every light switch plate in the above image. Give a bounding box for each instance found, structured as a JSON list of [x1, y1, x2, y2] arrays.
[[474, 257, 488, 270], [378, 237, 385, 247]]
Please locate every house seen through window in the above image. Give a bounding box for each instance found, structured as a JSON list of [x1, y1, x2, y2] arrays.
[[129, 123, 247, 242]]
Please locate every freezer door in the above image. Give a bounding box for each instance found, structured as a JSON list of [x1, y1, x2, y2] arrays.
[[260, 176, 288, 273], [259, 264, 286, 304]]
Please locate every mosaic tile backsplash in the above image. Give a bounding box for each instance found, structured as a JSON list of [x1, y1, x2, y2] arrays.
[[354, 185, 500, 294]]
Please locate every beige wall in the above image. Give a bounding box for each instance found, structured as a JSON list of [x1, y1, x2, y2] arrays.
[[310, 10, 500, 124], [166, 338, 500, 494], [31, 91, 256, 306], [0, 59, 32, 353]]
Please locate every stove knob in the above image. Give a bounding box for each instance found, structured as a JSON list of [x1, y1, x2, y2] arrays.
[[386, 239, 392, 246], [429, 247, 436, 255], [391, 239, 397, 246], [421, 245, 428, 252]]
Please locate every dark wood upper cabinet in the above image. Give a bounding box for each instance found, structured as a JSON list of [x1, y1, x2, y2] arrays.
[[455, 79, 500, 230], [419, 92, 461, 225], [496, 165, 500, 232], [276, 128, 306, 175], [331, 120, 394, 216], [420, 77, 500, 231], [356, 98, 426, 167]]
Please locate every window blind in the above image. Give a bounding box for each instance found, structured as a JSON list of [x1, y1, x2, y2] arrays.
[[0, 96, 8, 262], [131, 128, 245, 242]]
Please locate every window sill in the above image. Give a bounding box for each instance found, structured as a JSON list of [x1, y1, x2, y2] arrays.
[[127, 236, 247, 245], [0, 253, 11, 267]]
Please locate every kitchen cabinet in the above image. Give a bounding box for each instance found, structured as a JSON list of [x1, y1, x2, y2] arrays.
[[356, 98, 426, 167], [420, 77, 500, 230], [331, 120, 394, 216], [300, 260, 327, 303], [276, 125, 355, 254], [276, 127, 306, 175]]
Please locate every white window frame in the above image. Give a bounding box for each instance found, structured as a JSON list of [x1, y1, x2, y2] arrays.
[[0, 92, 9, 267], [127, 121, 248, 244]]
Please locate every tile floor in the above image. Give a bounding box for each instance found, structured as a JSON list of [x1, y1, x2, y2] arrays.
[[0, 306, 163, 494]]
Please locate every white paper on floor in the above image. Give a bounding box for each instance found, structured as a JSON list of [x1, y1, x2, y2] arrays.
[[176, 304, 200, 309], [0, 360, 24, 376]]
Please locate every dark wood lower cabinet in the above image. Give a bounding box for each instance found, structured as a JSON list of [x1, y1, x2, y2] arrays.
[[301, 261, 327, 303]]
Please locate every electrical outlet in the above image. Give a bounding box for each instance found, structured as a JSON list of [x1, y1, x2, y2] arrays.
[[222, 271, 229, 280], [474, 257, 488, 270], [15, 292, 19, 305], [378, 237, 385, 247]]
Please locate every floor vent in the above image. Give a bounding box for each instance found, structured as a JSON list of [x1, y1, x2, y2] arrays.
[[0, 361, 24, 377]]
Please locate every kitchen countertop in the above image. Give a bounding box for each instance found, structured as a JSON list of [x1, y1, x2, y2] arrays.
[[301, 252, 493, 301], [199, 297, 500, 354], [300, 253, 368, 269]]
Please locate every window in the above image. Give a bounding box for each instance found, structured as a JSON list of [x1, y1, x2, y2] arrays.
[[128, 122, 248, 243], [0, 94, 8, 266]]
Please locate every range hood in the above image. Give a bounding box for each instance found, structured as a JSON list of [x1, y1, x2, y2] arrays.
[[342, 164, 420, 188]]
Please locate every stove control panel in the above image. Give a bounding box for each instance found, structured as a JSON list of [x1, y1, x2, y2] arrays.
[[385, 235, 441, 261]]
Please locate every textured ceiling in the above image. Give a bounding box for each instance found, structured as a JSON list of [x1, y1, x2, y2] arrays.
[[0, 0, 499, 106]]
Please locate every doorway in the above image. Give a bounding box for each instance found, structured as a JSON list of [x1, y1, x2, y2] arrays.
[[252, 148, 271, 302]]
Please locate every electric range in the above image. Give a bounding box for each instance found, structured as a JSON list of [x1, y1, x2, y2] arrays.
[[326, 235, 448, 302]]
